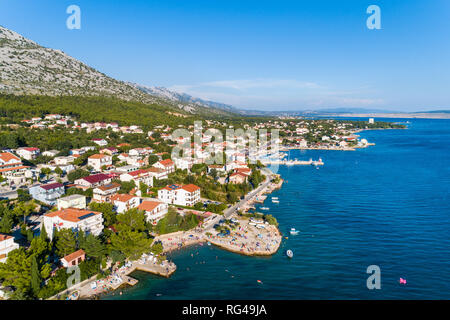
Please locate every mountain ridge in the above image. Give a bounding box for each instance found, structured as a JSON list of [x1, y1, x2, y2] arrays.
[[0, 26, 236, 117]]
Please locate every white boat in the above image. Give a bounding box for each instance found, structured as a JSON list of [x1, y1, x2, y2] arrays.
[[272, 197, 279, 200], [272, 200, 279, 203], [286, 250, 294, 258], [261, 207, 270, 210], [290, 228, 299, 235]]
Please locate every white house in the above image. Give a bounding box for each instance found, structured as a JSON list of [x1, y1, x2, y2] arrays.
[[70, 148, 86, 156], [54, 156, 75, 166], [45, 114, 62, 120], [147, 167, 168, 180], [174, 157, 193, 171], [153, 159, 175, 174], [158, 184, 201, 207], [92, 182, 121, 203], [138, 200, 168, 223], [0, 152, 27, 176], [298, 139, 308, 148], [129, 147, 153, 157], [42, 150, 59, 157], [88, 154, 112, 171], [110, 194, 141, 214], [115, 165, 139, 174], [57, 194, 87, 210], [29, 182, 65, 206], [16, 147, 40, 160], [43, 208, 104, 240], [0, 234, 20, 263], [92, 139, 108, 146], [74, 173, 112, 188], [120, 169, 153, 187], [100, 147, 118, 155], [61, 249, 85, 268]]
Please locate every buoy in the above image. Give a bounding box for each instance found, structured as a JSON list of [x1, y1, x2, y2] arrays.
[[399, 278, 407, 285]]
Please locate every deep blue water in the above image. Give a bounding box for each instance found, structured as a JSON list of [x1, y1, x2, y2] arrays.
[[105, 118, 450, 300]]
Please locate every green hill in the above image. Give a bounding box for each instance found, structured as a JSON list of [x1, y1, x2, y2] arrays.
[[0, 94, 204, 128]]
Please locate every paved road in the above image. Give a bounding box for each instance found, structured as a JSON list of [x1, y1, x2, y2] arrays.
[[0, 190, 18, 200], [204, 171, 274, 230]]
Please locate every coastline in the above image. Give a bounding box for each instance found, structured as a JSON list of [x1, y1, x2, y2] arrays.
[[71, 178, 284, 300]]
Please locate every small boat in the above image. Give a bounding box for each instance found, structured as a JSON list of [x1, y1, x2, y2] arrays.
[[290, 228, 299, 235], [286, 250, 294, 258], [261, 207, 269, 210], [257, 280, 263, 284], [272, 200, 279, 203], [272, 197, 279, 200]]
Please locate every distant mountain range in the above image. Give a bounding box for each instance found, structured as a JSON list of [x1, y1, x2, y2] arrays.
[[131, 84, 241, 114]]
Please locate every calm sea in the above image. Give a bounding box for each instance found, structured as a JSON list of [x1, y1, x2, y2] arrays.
[[104, 118, 450, 300]]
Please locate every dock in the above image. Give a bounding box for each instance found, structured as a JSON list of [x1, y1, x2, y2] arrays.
[[261, 159, 324, 166]]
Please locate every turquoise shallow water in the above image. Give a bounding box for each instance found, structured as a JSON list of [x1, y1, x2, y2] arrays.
[[105, 118, 450, 300]]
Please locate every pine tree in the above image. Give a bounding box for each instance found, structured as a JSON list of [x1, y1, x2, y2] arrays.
[[31, 255, 41, 297], [40, 223, 48, 241], [55, 229, 77, 257]]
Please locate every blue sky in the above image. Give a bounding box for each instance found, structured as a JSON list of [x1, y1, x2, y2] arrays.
[[1, 0, 449, 111]]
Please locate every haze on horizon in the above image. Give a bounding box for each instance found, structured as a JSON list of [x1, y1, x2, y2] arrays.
[[0, 0, 449, 112]]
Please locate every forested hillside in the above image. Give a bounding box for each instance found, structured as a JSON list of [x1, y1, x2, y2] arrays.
[[0, 94, 201, 127]]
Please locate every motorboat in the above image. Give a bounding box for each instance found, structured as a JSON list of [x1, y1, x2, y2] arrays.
[[290, 228, 299, 235], [286, 250, 294, 258], [261, 207, 270, 210]]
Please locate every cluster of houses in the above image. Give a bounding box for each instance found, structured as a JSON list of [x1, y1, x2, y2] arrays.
[[21, 114, 144, 134], [0, 113, 271, 271]]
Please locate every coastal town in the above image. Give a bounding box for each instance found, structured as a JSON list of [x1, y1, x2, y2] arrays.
[[0, 112, 403, 300]]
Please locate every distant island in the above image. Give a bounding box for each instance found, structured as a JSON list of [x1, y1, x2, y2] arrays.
[[323, 112, 450, 119]]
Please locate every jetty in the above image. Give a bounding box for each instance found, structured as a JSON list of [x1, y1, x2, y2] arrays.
[[261, 158, 324, 166], [72, 256, 176, 299]]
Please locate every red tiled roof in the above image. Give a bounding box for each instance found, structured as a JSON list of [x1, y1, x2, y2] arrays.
[[181, 184, 200, 193], [96, 182, 121, 192], [0, 165, 29, 173], [40, 182, 64, 190], [111, 194, 137, 203], [62, 249, 85, 262], [89, 154, 109, 159], [158, 159, 174, 167], [230, 172, 247, 178], [128, 169, 149, 177], [45, 208, 101, 223], [0, 234, 13, 242], [138, 201, 163, 212], [80, 173, 110, 184], [0, 152, 21, 163]]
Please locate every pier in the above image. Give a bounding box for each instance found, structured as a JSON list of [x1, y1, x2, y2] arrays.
[[261, 158, 324, 166]]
